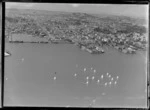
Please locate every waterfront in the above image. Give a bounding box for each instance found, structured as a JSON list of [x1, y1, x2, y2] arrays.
[[4, 43, 147, 107]]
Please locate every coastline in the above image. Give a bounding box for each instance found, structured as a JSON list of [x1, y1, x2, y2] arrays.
[[6, 33, 147, 55], [6, 33, 75, 44]]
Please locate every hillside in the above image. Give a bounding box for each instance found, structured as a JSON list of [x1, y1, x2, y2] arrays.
[[5, 8, 148, 54]]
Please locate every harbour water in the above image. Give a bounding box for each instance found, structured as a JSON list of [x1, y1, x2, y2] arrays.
[[4, 43, 147, 107]]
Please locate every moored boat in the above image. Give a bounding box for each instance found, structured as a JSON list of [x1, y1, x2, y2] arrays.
[[5, 51, 11, 57]]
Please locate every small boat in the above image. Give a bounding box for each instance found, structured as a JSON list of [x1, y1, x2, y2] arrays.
[[5, 51, 11, 57], [92, 76, 95, 80]]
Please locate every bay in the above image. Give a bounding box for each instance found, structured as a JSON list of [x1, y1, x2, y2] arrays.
[[4, 43, 147, 107]]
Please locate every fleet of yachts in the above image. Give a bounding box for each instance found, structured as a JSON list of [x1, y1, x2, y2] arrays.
[[50, 65, 119, 88]]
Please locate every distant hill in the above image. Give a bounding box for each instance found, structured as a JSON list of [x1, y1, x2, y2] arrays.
[[6, 8, 147, 26]]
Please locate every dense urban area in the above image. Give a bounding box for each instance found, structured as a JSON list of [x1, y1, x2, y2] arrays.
[[5, 9, 148, 55]]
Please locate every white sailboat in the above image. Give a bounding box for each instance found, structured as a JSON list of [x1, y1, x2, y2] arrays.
[[5, 51, 11, 57]]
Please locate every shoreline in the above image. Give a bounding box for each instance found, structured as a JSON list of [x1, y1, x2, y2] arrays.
[[6, 33, 147, 55], [8, 40, 74, 44], [7, 41, 146, 55]]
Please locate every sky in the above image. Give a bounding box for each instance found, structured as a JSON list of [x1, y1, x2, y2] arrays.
[[6, 3, 149, 19]]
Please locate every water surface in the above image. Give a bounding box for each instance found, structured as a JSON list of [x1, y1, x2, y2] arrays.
[[5, 43, 147, 107]]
